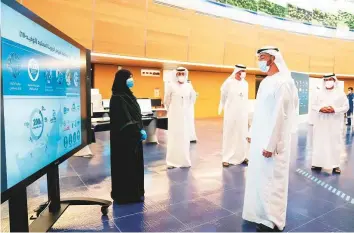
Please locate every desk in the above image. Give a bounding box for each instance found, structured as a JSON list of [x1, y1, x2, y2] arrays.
[[92, 110, 109, 118], [92, 117, 168, 144]]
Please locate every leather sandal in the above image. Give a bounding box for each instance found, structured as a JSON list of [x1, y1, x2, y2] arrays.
[[333, 167, 341, 174]]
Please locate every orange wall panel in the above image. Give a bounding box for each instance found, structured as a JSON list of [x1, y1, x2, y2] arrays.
[[188, 71, 256, 118], [22, 0, 93, 49], [342, 79, 354, 91], [247, 74, 257, 100], [94, 65, 257, 118], [94, 64, 164, 100], [189, 71, 228, 118]]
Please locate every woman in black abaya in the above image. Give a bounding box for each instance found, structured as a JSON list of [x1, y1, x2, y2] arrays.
[[109, 69, 146, 204]]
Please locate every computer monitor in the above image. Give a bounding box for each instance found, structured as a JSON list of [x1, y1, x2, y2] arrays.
[[151, 99, 162, 107], [102, 99, 110, 109], [137, 99, 152, 115]]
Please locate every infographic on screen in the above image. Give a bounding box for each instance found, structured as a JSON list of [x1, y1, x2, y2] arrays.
[[291, 72, 309, 115], [1, 2, 82, 191]]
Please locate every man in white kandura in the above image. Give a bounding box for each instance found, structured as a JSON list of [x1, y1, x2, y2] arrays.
[[188, 80, 198, 143], [164, 67, 194, 169], [242, 47, 299, 232], [311, 74, 349, 174], [219, 64, 249, 167]]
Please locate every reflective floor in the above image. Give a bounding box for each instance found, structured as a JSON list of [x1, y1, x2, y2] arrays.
[[1, 119, 354, 232]]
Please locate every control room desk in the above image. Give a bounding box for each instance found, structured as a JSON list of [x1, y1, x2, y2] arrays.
[[92, 116, 168, 144]]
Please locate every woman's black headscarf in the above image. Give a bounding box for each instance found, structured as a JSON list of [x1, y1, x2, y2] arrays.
[[112, 69, 134, 95], [110, 69, 142, 131]]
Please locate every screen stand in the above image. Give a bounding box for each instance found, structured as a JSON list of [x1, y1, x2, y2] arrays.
[[29, 165, 112, 232], [9, 187, 29, 232]]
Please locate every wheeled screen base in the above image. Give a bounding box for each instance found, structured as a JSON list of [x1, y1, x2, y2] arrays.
[[30, 197, 112, 232], [9, 165, 112, 232]]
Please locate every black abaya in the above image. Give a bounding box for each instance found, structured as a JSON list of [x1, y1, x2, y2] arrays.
[[109, 69, 144, 204]]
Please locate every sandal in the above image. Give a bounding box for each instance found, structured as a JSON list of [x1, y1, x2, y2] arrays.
[[333, 167, 341, 174], [242, 159, 249, 165], [222, 162, 230, 167], [167, 166, 176, 169], [311, 166, 321, 170]]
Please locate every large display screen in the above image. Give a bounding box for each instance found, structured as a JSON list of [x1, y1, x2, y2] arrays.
[[1, 0, 88, 197], [291, 72, 309, 115]]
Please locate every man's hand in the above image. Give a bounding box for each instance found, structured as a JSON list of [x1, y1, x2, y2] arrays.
[[320, 107, 330, 113], [262, 149, 273, 158], [327, 106, 335, 113], [246, 137, 251, 143], [320, 106, 335, 113]]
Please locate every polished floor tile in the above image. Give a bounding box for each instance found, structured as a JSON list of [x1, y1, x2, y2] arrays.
[[290, 219, 342, 232], [166, 197, 232, 228], [113, 208, 188, 232], [1, 119, 353, 232], [191, 214, 255, 232]]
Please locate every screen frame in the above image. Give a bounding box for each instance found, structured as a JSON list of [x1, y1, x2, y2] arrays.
[[1, 0, 90, 203]]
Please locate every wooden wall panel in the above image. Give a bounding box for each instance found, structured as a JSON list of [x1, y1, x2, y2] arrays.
[[223, 21, 259, 67], [189, 13, 225, 64], [22, 0, 93, 49], [145, 2, 191, 60], [147, 1, 191, 36], [334, 40, 354, 74], [20, 0, 354, 75], [146, 31, 188, 60], [309, 56, 334, 73], [257, 28, 286, 50], [93, 0, 146, 56], [283, 52, 310, 72], [334, 53, 354, 74], [223, 43, 257, 67]]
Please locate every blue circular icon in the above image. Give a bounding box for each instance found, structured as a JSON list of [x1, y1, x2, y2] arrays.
[[6, 52, 20, 78], [28, 59, 40, 82], [30, 109, 44, 141]]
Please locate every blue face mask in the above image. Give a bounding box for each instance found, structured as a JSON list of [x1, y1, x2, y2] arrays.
[[126, 78, 134, 88], [258, 60, 270, 72]]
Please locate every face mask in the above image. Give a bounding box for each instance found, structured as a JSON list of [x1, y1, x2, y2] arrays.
[[126, 78, 134, 88], [325, 80, 334, 89], [178, 76, 185, 83], [240, 72, 246, 79], [258, 60, 269, 72]]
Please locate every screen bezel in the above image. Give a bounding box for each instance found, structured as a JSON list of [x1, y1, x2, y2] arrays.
[[0, 0, 90, 203]]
